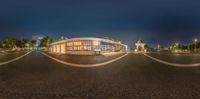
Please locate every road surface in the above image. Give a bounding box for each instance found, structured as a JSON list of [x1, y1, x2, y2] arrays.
[[0, 51, 200, 99]]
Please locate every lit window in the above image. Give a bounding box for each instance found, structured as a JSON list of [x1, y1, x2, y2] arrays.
[[67, 42, 73, 46], [83, 46, 87, 50], [53, 46, 56, 52], [82, 46, 92, 51], [82, 41, 91, 45], [74, 41, 82, 46], [74, 47, 76, 50], [88, 46, 92, 50], [93, 41, 100, 46], [67, 47, 73, 50], [56, 45, 60, 52], [60, 44, 65, 53]]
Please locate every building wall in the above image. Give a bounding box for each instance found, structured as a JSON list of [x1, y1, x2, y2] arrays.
[[66, 51, 95, 55], [49, 38, 127, 55], [60, 44, 66, 54]]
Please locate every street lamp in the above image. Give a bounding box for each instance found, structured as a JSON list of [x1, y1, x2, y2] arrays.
[[175, 42, 179, 49], [194, 38, 198, 52], [175, 43, 179, 46]]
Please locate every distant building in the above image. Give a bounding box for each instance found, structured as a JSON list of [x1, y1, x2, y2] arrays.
[[135, 40, 147, 52], [49, 37, 128, 55]]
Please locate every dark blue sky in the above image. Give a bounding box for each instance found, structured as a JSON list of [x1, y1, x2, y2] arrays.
[[0, 0, 200, 47]]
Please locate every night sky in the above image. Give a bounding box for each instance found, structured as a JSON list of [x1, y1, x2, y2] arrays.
[[0, 0, 200, 48]]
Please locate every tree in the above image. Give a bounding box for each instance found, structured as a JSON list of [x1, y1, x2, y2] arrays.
[[30, 39, 37, 48], [3, 38, 18, 50], [0, 41, 2, 48], [189, 42, 200, 52], [16, 39, 29, 48], [40, 36, 53, 47], [144, 44, 149, 49]]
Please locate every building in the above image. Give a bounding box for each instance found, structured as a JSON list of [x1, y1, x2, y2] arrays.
[[49, 37, 128, 55], [135, 40, 147, 52]]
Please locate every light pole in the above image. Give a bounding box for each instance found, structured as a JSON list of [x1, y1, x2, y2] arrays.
[[175, 42, 179, 49], [194, 38, 198, 52], [157, 44, 160, 51]]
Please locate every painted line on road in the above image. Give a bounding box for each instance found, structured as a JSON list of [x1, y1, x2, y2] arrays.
[[0, 51, 32, 66], [40, 51, 129, 68], [143, 53, 200, 67]]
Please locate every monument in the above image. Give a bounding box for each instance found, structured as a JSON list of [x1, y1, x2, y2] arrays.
[[135, 40, 147, 52]]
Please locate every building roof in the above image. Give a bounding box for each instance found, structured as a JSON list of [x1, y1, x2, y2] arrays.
[[50, 37, 128, 47], [136, 40, 145, 43], [138, 40, 144, 43]]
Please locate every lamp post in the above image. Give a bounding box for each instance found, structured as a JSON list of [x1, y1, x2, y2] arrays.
[[194, 38, 198, 52], [157, 44, 160, 51], [175, 42, 179, 49]]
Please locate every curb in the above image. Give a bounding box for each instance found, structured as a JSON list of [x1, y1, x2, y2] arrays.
[[0, 51, 32, 66], [143, 53, 200, 67]]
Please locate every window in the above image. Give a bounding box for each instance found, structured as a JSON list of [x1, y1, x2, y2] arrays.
[[83, 46, 87, 50], [93, 41, 100, 46], [60, 44, 65, 53], [83, 46, 92, 51], [93, 46, 100, 49], [88, 46, 92, 50], [74, 46, 78, 50], [67, 47, 73, 50], [53, 46, 56, 52], [83, 41, 92, 45], [67, 42, 73, 46], [74, 41, 82, 46], [56, 45, 60, 52], [77, 46, 82, 50]]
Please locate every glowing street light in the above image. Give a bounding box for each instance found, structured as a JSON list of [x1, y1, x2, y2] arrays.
[[194, 38, 198, 43], [174, 42, 180, 52], [175, 42, 179, 46], [194, 38, 198, 52], [157, 44, 160, 49]]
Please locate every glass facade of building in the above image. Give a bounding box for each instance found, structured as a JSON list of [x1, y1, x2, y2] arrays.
[[66, 40, 95, 51], [49, 37, 127, 55]]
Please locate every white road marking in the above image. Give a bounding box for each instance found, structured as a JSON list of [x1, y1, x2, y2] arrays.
[[143, 53, 200, 67], [40, 51, 129, 68], [0, 51, 32, 66]]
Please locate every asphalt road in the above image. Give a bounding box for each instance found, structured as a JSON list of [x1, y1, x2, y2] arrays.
[[45, 52, 125, 64], [147, 52, 200, 64], [0, 51, 27, 62], [1, 51, 200, 99]]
